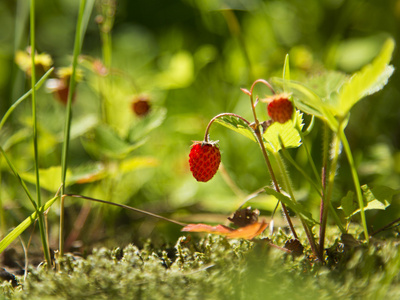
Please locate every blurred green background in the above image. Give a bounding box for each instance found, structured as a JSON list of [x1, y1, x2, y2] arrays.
[[0, 0, 399, 250]]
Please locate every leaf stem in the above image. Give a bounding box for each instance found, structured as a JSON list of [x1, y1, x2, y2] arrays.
[[203, 113, 251, 142], [339, 127, 369, 242], [246, 80, 298, 239]]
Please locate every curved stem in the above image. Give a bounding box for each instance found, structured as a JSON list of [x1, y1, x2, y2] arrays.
[[249, 79, 276, 96], [203, 113, 251, 142], [246, 79, 297, 239]]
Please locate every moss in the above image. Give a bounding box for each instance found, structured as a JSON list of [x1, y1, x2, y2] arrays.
[[1, 235, 400, 299]]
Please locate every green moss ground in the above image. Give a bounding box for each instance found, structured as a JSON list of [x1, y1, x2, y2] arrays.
[[1, 230, 400, 300]]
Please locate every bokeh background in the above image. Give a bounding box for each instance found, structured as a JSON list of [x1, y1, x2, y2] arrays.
[[0, 0, 399, 251]]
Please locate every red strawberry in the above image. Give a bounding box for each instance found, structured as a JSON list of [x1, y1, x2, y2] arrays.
[[189, 141, 221, 182], [267, 94, 293, 124]]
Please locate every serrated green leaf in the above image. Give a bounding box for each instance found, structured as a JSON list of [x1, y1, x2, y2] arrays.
[[361, 184, 398, 207], [214, 115, 257, 142], [263, 187, 318, 225], [263, 110, 303, 152], [338, 38, 395, 116], [340, 184, 399, 218]]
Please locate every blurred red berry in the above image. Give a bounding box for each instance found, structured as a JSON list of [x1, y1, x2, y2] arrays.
[[132, 96, 151, 116]]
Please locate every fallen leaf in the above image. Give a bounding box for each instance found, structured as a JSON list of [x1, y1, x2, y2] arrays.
[[181, 221, 268, 240]]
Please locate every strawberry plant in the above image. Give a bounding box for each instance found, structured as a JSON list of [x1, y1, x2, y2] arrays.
[[185, 39, 398, 262]]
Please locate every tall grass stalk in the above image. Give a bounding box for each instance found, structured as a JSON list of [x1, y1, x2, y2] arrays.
[[30, 0, 51, 268], [59, 0, 89, 257]]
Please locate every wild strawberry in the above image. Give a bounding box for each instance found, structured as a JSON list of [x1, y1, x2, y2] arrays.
[[189, 141, 221, 182], [267, 94, 293, 124]]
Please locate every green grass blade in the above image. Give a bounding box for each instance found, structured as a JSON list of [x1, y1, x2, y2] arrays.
[[60, 0, 90, 257], [0, 67, 54, 132], [0, 196, 58, 254], [0, 147, 37, 210]]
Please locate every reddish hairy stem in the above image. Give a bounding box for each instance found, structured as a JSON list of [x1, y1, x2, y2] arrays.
[[245, 79, 298, 239]]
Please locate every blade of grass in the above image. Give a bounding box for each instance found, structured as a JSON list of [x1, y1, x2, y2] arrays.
[[0, 67, 54, 132], [30, 0, 51, 268], [0, 146, 37, 210], [60, 0, 91, 257], [0, 196, 58, 254]]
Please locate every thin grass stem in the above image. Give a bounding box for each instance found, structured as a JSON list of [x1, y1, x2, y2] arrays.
[[30, 0, 51, 268], [60, 0, 89, 257]]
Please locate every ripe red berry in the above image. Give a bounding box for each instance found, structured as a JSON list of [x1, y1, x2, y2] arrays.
[[189, 141, 221, 182], [267, 94, 293, 124]]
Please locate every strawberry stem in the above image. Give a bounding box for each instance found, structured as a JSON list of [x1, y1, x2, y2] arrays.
[[204, 113, 251, 142], [245, 79, 298, 240]]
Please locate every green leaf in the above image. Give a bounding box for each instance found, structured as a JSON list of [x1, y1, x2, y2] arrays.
[[128, 107, 167, 143], [339, 185, 399, 218], [338, 38, 395, 116], [0, 196, 58, 254], [214, 115, 257, 142], [21, 166, 72, 193], [338, 191, 356, 219], [263, 110, 303, 153], [362, 184, 398, 207], [263, 187, 318, 225], [82, 125, 145, 160]]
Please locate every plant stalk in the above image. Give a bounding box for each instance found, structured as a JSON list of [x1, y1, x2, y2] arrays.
[[30, 0, 51, 268], [60, 0, 87, 257]]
